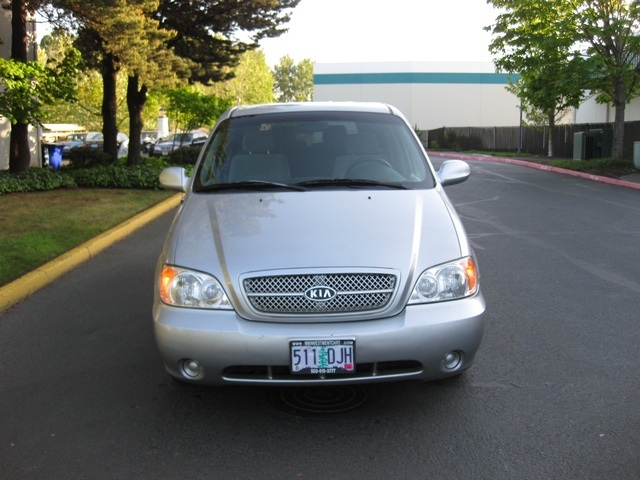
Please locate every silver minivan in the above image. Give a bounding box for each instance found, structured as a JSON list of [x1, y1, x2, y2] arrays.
[[153, 102, 486, 386]]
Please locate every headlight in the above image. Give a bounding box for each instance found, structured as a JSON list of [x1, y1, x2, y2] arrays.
[[159, 265, 232, 309], [409, 257, 479, 304]]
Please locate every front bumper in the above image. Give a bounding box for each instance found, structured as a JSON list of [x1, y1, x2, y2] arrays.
[[152, 293, 486, 386]]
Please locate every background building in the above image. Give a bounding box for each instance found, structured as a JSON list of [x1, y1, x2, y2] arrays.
[[313, 61, 640, 159], [314, 61, 640, 128], [313, 62, 521, 130]]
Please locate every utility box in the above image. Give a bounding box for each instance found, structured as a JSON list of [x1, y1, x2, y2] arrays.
[[634, 142, 640, 169], [573, 130, 613, 160]]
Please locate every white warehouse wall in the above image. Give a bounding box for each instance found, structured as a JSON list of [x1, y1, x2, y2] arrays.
[[314, 61, 640, 131], [574, 94, 640, 124], [313, 62, 522, 130]]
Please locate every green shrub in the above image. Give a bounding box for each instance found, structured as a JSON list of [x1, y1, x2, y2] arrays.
[[68, 148, 115, 169], [168, 146, 202, 166], [141, 155, 171, 170], [2, 161, 193, 194], [0, 168, 77, 194], [68, 164, 166, 189], [549, 158, 634, 174]]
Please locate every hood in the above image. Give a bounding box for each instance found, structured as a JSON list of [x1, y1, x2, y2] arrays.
[[167, 189, 464, 295]]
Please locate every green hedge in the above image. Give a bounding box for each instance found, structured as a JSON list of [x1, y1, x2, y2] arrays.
[[67, 148, 115, 169], [68, 165, 166, 189], [0, 158, 194, 194], [0, 168, 76, 194], [168, 146, 202, 165]]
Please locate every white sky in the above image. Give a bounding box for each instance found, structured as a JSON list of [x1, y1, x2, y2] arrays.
[[258, 0, 500, 67]]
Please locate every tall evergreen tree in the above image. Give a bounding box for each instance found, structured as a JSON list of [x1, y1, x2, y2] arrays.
[[52, 0, 300, 163], [156, 0, 301, 84], [60, 0, 181, 162]]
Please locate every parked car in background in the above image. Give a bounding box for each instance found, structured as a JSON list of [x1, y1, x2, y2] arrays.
[[151, 131, 208, 156], [153, 102, 486, 387], [78, 132, 129, 158], [141, 131, 158, 155], [62, 131, 101, 158]]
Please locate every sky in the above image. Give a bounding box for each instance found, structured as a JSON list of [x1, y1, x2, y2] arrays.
[[258, 0, 500, 67]]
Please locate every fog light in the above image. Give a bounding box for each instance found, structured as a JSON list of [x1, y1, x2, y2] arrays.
[[181, 359, 202, 378], [443, 351, 462, 370]]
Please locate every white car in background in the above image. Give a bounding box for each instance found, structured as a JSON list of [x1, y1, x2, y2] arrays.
[[151, 131, 208, 156]]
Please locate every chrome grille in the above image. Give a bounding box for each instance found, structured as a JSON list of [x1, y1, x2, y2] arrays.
[[243, 273, 397, 314]]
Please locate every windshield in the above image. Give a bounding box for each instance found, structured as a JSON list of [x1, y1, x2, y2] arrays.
[[165, 133, 190, 143], [86, 132, 102, 141], [193, 111, 434, 191]]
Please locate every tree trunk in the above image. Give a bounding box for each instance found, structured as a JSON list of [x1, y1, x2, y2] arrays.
[[126, 75, 147, 166], [9, 0, 32, 173], [611, 80, 626, 160], [547, 110, 555, 157], [101, 53, 119, 162]]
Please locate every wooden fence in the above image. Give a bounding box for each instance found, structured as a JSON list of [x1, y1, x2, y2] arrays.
[[425, 121, 640, 160]]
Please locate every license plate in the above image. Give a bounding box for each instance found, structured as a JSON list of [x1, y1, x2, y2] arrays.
[[290, 339, 355, 374]]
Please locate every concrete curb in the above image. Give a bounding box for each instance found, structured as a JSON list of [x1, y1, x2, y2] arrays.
[[431, 152, 640, 191], [0, 193, 182, 314]]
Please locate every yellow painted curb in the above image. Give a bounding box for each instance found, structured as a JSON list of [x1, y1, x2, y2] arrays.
[[0, 193, 182, 314]]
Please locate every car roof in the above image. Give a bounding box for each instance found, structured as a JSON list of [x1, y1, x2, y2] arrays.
[[225, 102, 399, 120]]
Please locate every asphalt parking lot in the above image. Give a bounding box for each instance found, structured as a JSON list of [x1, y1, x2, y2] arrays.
[[1, 156, 639, 479]]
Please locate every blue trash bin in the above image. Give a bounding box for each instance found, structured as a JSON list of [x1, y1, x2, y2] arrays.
[[45, 143, 63, 170]]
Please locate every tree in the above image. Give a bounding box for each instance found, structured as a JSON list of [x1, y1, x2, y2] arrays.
[[56, 0, 183, 163], [1, 0, 80, 172], [211, 50, 275, 105], [123, 10, 188, 165], [486, 0, 588, 157], [164, 86, 230, 134], [273, 55, 314, 102], [156, 0, 301, 84], [72, 25, 121, 160], [487, 0, 640, 160], [51, 0, 300, 164], [577, 0, 640, 159]]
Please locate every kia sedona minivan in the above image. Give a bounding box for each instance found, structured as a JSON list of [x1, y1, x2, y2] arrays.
[[153, 102, 486, 386]]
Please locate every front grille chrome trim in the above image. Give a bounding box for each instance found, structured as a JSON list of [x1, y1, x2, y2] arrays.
[[242, 271, 398, 315]]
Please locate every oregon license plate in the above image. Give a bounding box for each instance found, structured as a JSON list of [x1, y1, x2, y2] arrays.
[[290, 339, 355, 374]]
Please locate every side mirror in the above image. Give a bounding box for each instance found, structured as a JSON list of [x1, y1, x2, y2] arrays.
[[437, 160, 470, 187], [159, 166, 189, 192]]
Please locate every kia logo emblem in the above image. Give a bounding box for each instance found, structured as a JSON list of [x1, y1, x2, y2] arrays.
[[304, 286, 337, 302]]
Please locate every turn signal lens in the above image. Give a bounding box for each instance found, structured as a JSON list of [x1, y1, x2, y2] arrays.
[[409, 256, 479, 304], [159, 265, 232, 309]]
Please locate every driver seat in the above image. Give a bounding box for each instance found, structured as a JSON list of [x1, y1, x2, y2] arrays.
[[332, 132, 382, 177]]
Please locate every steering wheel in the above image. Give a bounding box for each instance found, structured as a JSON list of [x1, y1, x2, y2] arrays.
[[345, 157, 394, 177]]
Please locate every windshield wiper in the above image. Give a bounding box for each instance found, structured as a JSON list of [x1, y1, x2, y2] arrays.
[[195, 181, 307, 192], [295, 178, 408, 190]]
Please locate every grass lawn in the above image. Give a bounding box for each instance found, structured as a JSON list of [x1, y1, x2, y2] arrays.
[[0, 189, 175, 287]]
